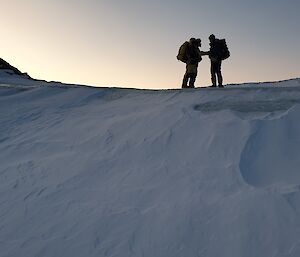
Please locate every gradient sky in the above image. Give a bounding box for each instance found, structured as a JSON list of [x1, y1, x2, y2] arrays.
[[1, 0, 300, 89]]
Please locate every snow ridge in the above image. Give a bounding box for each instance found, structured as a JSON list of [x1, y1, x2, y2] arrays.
[[1, 78, 300, 257]]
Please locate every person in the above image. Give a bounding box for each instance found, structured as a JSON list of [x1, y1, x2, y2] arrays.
[[181, 38, 203, 88], [209, 34, 224, 88]]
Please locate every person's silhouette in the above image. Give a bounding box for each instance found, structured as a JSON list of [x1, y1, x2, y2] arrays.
[[209, 34, 224, 88], [181, 38, 202, 88]]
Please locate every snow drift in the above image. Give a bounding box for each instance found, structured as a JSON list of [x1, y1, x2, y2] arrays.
[[1, 72, 300, 257]]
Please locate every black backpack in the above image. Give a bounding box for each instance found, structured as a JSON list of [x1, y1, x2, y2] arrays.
[[217, 39, 230, 60]]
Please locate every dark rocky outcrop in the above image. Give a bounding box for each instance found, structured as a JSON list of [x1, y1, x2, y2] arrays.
[[0, 58, 31, 79]]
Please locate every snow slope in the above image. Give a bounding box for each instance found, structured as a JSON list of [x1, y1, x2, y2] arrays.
[[1, 74, 300, 257]]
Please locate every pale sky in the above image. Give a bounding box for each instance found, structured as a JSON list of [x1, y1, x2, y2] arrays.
[[1, 0, 300, 89]]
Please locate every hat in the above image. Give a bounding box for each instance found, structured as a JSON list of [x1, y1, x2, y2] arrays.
[[209, 34, 216, 41], [189, 38, 196, 43]]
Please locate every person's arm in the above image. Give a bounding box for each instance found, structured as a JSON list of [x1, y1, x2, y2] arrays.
[[200, 51, 210, 56]]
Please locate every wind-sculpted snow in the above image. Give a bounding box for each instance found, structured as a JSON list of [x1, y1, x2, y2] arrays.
[[1, 79, 300, 257], [194, 98, 300, 113], [194, 85, 300, 114], [240, 105, 300, 188]]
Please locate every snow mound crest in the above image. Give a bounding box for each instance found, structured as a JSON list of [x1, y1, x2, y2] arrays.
[[1, 78, 300, 257]]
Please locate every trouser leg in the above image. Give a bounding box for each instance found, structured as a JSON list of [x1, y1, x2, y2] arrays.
[[211, 63, 217, 87], [186, 64, 197, 88], [183, 63, 198, 88], [189, 73, 197, 88], [182, 73, 189, 88], [216, 61, 223, 87]]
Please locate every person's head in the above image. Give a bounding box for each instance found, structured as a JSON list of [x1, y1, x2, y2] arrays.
[[195, 38, 202, 47], [189, 38, 196, 44], [209, 34, 216, 42]]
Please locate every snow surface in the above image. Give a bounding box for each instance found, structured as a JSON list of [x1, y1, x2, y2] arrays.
[[1, 72, 300, 257]]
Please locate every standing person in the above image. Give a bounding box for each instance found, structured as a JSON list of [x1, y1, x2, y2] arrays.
[[209, 34, 230, 88], [177, 38, 203, 88]]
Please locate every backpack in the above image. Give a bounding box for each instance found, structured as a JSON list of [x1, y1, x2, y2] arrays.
[[177, 41, 190, 63], [217, 39, 230, 60]]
